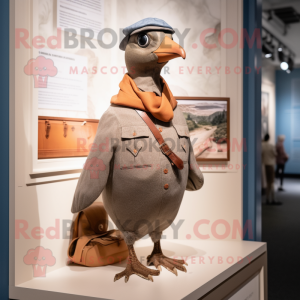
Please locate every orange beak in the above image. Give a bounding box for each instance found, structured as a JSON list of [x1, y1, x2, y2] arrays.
[[153, 36, 186, 63]]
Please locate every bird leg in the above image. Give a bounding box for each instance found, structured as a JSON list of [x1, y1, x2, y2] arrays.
[[114, 244, 160, 283], [147, 240, 188, 275]]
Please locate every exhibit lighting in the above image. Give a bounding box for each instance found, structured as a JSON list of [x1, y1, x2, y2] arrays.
[[280, 62, 289, 70], [278, 48, 285, 63], [263, 27, 296, 73], [262, 43, 274, 60], [287, 56, 294, 72]]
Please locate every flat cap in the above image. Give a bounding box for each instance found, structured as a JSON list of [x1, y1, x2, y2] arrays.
[[119, 17, 175, 51]]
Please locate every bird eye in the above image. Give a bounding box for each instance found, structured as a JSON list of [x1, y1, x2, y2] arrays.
[[137, 34, 149, 47]]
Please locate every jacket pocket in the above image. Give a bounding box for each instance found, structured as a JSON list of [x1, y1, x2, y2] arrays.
[[120, 126, 153, 169], [172, 124, 190, 163]]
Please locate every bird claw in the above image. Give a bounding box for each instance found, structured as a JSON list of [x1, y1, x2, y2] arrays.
[[167, 267, 178, 276], [147, 253, 188, 276], [114, 260, 159, 283]]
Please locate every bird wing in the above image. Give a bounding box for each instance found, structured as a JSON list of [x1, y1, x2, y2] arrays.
[[71, 108, 120, 213], [186, 138, 204, 191]]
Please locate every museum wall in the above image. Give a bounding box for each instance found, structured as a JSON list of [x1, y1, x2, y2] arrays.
[[276, 67, 300, 174], [13, 0, 243, 285]]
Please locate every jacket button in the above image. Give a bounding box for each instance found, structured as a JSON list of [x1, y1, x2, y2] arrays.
[[159, 128, 163, 132], [164, 184, 169, 190], [164, 169, 168, 174], [133, 132, 137, 136]]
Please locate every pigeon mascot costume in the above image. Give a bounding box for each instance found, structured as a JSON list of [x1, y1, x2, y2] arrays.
[[72, 18, 204, 283]]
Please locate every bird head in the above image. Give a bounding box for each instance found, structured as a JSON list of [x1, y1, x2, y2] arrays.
[[120, 18, 186, 78], [125, 30, 186, 76]]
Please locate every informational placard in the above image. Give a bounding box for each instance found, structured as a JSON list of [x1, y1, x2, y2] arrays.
[[36, 49, 87, 111], [57, 0, 104, 38]]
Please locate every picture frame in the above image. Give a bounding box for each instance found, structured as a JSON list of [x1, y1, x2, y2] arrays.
[[176, 97, 230, 162]]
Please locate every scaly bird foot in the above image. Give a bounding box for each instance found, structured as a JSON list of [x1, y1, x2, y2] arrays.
[[114, 245, 160, 283], [147, 240, 188, 275], [147, 253, 188, 275]]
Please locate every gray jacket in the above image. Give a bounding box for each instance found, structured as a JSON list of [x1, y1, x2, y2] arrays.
[[71, 104, 204, 244]]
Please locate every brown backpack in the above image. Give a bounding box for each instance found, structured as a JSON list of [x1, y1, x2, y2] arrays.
[[71, 202, 109, 239], [68, 202, 128, 267]]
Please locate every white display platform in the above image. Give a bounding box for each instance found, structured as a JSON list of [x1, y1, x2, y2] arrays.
[[10, 239, 266, 300]]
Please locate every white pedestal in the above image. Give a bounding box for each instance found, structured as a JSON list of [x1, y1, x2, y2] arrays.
[[10, 239, 267, 300]]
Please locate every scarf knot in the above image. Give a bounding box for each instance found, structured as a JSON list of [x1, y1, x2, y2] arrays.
[[110, 74, 177, 122]]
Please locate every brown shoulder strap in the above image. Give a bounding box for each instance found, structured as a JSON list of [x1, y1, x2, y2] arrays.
[[136, 110, 184, 170]]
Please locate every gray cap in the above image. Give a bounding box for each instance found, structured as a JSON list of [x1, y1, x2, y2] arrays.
[[119, 18, 175, 51]]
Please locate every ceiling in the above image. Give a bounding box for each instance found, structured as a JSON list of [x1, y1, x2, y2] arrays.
[[263, 0, 300, 65], [264, 0, 300, 5]]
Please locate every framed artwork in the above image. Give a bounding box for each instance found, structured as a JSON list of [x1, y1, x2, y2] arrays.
[[176, 97, 230, 162]]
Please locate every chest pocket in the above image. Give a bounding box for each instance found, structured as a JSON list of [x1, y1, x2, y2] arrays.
[[120, 126, 152, 169], [173, 124, 190, 163]]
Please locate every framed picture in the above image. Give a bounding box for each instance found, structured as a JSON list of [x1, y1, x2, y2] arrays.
[[176, 97, 230, 162]]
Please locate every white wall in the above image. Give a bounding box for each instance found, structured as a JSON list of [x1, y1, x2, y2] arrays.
[[11, 0, 243, 286]]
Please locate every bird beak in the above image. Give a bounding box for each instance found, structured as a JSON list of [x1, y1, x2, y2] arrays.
[[153, 36, 186, 63]]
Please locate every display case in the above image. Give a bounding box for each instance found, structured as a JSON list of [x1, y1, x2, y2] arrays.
[[38, 116, 99, 159]]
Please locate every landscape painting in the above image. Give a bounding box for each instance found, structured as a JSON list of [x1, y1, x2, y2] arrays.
[[176, 97, 230, 161]]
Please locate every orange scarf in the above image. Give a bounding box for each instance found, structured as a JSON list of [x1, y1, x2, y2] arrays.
[[110, 74, 177, 122]]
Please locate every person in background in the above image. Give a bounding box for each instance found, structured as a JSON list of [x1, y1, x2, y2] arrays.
[[262, 134, 281, 205], [276, 135, 289, 191]]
